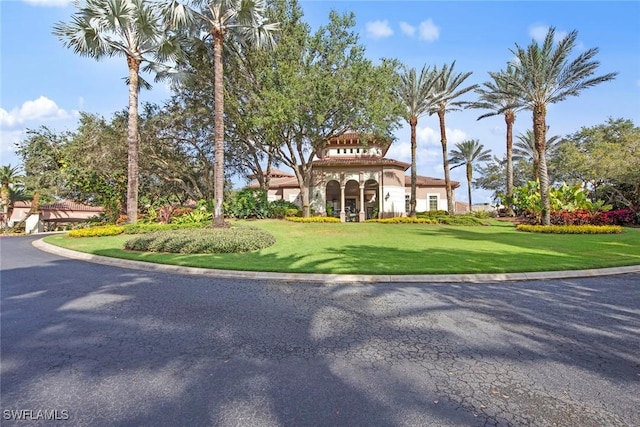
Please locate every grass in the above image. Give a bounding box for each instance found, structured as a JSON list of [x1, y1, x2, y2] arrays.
[[43, 219, 640, 275]]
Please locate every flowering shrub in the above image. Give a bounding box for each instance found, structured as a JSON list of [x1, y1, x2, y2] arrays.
[[550, 210, 595, 226], [68, 225, 124, 237], [285, 216, 340, 223], [516, 224, 622, 234], [596, 208, 638, 225]]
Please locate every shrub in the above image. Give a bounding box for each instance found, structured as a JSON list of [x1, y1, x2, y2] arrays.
[[516, 224, 622, 234], [226, 188, 270, 219], [68, 225, 124, 237], [171, 208, 212, 225], [269, 200, 301, 219], [436, 215, 487, 226], [122, 222, 205, 234], [550, 209, 595, 226], [124, 227, 276, 254], [366, 217, 436, 224], [416, 210, 449, 218], [596, 208, 638, 226], [285, 216, 340, 223]]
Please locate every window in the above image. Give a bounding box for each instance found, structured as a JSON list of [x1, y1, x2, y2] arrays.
[[429, 195, 438, 211], [405, 195, 410, 213]]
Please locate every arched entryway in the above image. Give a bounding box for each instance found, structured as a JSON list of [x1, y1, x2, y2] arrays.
[[363, 179, 379, 219], [325, 180, 340, 217], [344, 180, 360, 221]]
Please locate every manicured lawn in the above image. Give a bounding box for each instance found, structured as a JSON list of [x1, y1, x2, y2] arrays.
[[44, 220, 640, 275]]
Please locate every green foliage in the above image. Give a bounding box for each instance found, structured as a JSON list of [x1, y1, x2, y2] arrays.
[[68, 225, 124, 237], [285, 216, 341, 223], [123, 227, 276, 254], [437, 215, 488, 226], [226, 188, 271, 219], [551, 182, 612, 214], [122, 222, 204, 234], [366, 217, 436, 224], [171, 207, 212, 225], [269, 200, 301, 218], [416, 210, 449, 218], [516, 224, 622, 234]]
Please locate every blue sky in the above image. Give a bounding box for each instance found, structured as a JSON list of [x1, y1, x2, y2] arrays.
[[1, 0, 639, 204]]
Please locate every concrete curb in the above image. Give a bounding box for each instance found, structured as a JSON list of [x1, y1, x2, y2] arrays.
[[33, 238, 640, 284]]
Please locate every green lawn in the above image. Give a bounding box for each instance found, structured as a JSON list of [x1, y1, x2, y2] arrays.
[[44, 220, 640, 275]]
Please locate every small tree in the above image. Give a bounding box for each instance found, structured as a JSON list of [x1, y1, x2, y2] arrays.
[[449, 140, 492, 212]]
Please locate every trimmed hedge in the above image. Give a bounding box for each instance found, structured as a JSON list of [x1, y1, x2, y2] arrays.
[[516, 224, 623, 234], [366, 217, 436, 224], [68, 225, 125, 238], [285, 216, 341, 223], [123, 227, 276, 254], [122, 222, 205, 234]]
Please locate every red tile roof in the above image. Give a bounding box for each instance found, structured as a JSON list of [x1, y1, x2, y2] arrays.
[[312, 158, 410, 169], [404, 175, 460, 189], [39, 201, 104, 212]]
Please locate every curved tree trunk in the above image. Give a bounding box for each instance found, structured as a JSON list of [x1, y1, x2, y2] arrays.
[[409, 115, 417, 218], [504, 110, 515, 216], [213, 31, 226, 228], [438, 110, 454, 215], [126, 56, 141, 224], [533, 103, 550, 225], [466, 162, 473, 212]]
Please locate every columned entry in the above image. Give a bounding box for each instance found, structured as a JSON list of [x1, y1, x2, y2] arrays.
[[324, 178, 379, 222]]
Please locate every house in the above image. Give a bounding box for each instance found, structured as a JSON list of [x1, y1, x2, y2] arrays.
[[249, 132, 461, 221], [7, 200, 104, 233]]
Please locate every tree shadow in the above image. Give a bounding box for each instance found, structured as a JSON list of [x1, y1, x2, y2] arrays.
[[2, 235, 639, 426]]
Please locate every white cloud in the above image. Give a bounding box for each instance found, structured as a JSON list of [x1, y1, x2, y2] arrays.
[[529, 24, 568, 44], [399, 22, 416, 37], [0, 96, 73, 128], [418, 19, 439, 42], [20, 0, 71, 6], [365, 20, 393, 40], [0, 129, 25, 161]]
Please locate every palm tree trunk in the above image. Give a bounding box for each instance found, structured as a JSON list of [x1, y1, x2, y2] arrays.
[[533, 103, 550, 225], [213, 30, 226, 228], [1, 187, 8, 233], [466, 162, 473, 212], [438, 110, 454, 215], [409, 116, 417, 218], [126, 56, 141, 224], [505, 110, 515, 216]]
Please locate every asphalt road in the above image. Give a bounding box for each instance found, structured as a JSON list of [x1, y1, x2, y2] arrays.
[[1, 234, 639, 426]]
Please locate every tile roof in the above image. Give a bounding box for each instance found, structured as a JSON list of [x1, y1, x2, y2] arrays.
[[247, 176, 300, 189], [404, 175, 460, 189], [312, 158, 410, 169], [39, 201, 104, 212]]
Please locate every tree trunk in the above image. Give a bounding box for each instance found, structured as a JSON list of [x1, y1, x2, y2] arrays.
[[533, 103, 550, 225], [505, 110, 515, 216], [438, 110, 454, 215], [126, 56, 141, 224], [293, 165, 312, 217], [409, 115, 417, 218], [466, 162, 473, 212], [213, 31, 226, 227]]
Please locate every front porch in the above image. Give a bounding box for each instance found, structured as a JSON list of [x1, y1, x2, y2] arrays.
[[325, 178, 379, 222]]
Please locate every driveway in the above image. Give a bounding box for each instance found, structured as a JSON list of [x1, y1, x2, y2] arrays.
[[1, 235, 639, 426]]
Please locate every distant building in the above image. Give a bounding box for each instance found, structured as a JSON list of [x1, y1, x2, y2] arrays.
[[8, 200, 103, 233], [249, 132, 461, 221]]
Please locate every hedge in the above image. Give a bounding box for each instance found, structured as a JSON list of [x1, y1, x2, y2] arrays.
[[123, 227, 276, 254], [68, 225, 125, 238], [516, 224, 623, 234], [285, 216, 341, 223]]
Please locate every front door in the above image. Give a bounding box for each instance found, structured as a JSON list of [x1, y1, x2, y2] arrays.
[[345, 198, 357, 221]]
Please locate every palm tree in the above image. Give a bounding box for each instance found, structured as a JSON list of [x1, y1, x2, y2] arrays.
[[429, 61, 478, 215], [513, 128, 561, 181], [54, 0, 186, 224], [468, 66, 524, 216], [1, 165, 22, 233], [396, 65, 437, 217], [449, 140, 492, 212], [178, 0, 278, 227], [499, 27, 617, 225]]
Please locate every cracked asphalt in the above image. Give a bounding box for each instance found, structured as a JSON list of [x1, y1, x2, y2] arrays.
[[1, 235, 639, 426]]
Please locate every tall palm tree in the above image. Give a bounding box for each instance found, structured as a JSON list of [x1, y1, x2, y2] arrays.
[[499, 27, 617, 225], [1, 165, 22, 233], [468, 66, 524, 216], [429, 61, 478, 215], [396, 65, 437, 217], [177, 0, 278, 227], [54, 0, 186, 224], [513, 128, 561, 181], [449, 140, 492, 212]]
